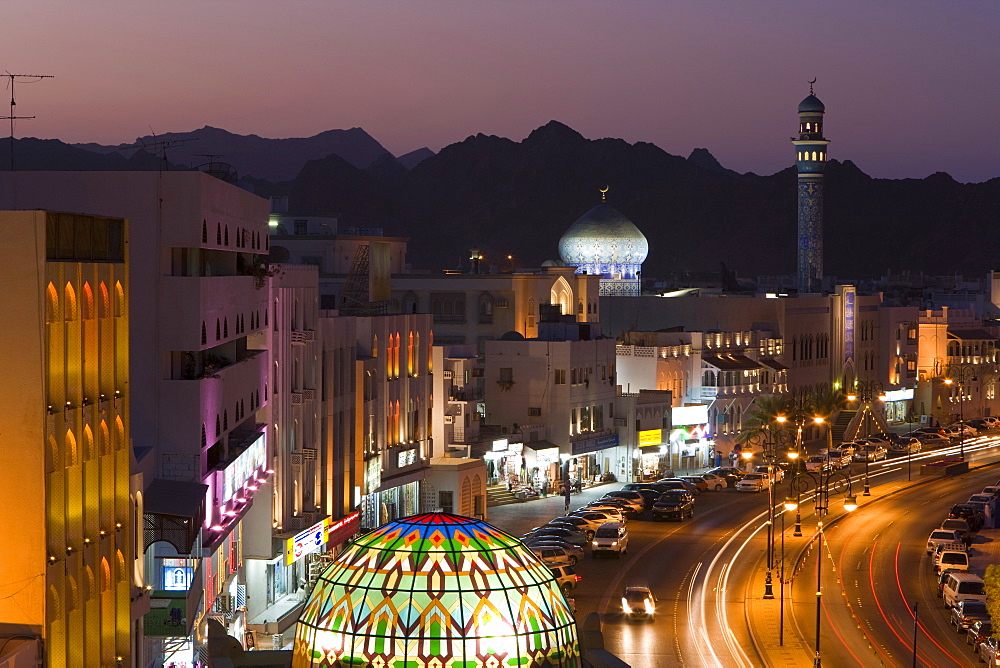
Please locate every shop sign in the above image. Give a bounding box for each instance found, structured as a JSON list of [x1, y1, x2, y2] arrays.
[[571, 433, 619, 456], [325, 511, 361, 549], [285, 517, 330, 566], [535, 447, 560, 464], [492, 438, 509, 452], [638, 429, 662, 447], [672, 405, 708, 426], [222, 433, 266, 503], [884, 388, 914, 402], [509, 442, 524, 454]]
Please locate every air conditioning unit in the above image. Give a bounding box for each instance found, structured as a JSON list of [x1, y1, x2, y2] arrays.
[[301, 389, 316, 402], [290, 331, 306, 345], [302, 447, 317, 460], [302, 330, 316, 342], [285, 517, 303, 532], [443, 370, 453, 380], [290, 392, 303, 405], [444, 415, 454, 424]]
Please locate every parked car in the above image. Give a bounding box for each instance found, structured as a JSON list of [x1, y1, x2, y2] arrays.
[[579, 503, 628, 522], [545, 518, 596, 540], [602, 491, 648, 513], [934, 546, 970, 574], [650, 490, 695, 521], [967, 620, 993, 651], [592, 497, 640, 518], [942, 572, 986, 609], [699, 473, 729, 491], [944, 423, 978, 439], [936, 568, 961, 598], [591, 522, 629, 558], [736, 473, 771, 492], [888, 437, 922, 454], [926, 529, 963, 554], [950, 599, 989, 632], [525, 527, 589, 547], [805, 455, 832, 473], [949, 504, 985, 532], [522, 537, 581, 552], [621, 585, 656, 620], [914, 432, 950, 447], [656, 478, 701, 496], [529, 545, 584, 566], [863, 435, 893, 447], [548, 564, 582, 595], [570, 509, 625, 529], [979, 636, 1000, 665], [981, 485, 1000, 498], [939, 518, 972, 545], [680, 476, 710, 493], [914, 426, 947, 436]]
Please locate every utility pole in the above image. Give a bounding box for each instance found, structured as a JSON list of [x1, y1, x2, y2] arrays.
[[1, 72, 54, 171]]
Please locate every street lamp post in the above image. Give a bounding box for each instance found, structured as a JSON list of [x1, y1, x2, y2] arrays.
[[942, 364, 976, 460], [789, 467, 858, 668], [847, 380, 886, 496]]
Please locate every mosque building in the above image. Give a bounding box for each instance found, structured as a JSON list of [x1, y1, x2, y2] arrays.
[[558, 190, 648, 296]]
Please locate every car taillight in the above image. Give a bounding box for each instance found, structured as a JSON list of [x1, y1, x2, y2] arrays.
[[574, 575, 582, 582]]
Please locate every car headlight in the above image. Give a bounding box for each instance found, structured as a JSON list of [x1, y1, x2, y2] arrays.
[[644, 598, 655, 613], [611, 541, 617, 546], [621, 598, 631, 613]]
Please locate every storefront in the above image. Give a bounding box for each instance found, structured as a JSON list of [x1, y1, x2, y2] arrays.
[[668, 405, 712, 470], [569, 433, 619, 483], [523, 444, 560, 494], [884, 388, 915, 425], [483, 438, 525, 486], [637, 428, 667, 480]]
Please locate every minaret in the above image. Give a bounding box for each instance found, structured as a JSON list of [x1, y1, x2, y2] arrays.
[[792, 80, 830, 293]]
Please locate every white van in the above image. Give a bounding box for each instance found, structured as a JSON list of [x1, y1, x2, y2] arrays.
[[934, 547, 970, 574], [592, 522, 628, 558], [942, 572, 987, 608]]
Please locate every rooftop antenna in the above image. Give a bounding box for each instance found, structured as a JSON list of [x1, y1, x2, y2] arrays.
[[116, 127, 197, 170], [1, 71, 54, 171]]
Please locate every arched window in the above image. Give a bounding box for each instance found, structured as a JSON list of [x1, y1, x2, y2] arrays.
[[64, 282, 78, 321], [45, 283, 59, 323], [66, 429, 78, 467], [114, 282, 125, 317], [224, 225, 229, 245], [478, 293, 494, 324], [215, 415, 221, 437], [216, 320, 221, 341], [223, 318, 228, 338], [99, 282, 110, 318], [372, 334, 379, 358], [201, 425, 206, 449], [223, 410, 228, 431], [202, 220, 208, 243], [82, 282, 94, 320], [216, 224, 222, 245], [201, 322, 207, 345]]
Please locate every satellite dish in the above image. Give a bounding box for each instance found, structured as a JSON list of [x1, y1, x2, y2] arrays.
[[269, 246, 290, 263]]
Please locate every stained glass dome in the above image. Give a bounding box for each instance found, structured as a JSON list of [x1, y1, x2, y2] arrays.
[[293, 512, 579, 668]]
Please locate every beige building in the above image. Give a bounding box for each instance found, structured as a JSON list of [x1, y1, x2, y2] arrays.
[[0, 211, 137, 667]]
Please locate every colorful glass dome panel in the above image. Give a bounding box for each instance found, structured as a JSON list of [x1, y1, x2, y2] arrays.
[[293, 512, 579, 667]]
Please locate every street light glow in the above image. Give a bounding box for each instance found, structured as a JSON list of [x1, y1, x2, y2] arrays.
[[741, 450, 753, 460], [775, 415, 787, 423], [784, 497, 799, 511], [813, 416, 824, 425], [843, 495, 858, 512]]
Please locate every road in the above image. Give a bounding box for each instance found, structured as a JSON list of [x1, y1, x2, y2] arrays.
[[487, 433, 1000, 667]]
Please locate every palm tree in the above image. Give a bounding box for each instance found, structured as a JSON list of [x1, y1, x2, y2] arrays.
[[736, 393, 794, 453], [807, 384, 848, 451]]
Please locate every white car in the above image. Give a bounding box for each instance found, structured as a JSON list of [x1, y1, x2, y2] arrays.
[[805, 455, 832, 473], [927, 529, 963, 554], [529, 545, 584, 566], [573, 506, 626, 523], [621, 586, 656, 620], [736, 473, 770, 492], [915, 433, 950, 447]]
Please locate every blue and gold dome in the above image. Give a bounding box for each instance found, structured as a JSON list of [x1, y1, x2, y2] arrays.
[[558, 200, 647, 296], [293, 512, 579, 667]]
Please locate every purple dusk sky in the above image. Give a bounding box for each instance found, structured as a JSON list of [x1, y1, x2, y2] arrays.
[[5, 1, 998, 182]]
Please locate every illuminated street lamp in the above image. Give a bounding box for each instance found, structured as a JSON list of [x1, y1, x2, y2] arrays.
[[848, 380, 886, 496], [942, 364, 976, 460]]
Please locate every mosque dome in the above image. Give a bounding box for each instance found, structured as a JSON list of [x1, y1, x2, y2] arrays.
[[558, 202, 648, 270], [293, 513, 579, 668], [798, 94, 825, 113]]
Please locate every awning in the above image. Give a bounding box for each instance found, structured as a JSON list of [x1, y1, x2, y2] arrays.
[[759, 358, 789, 371], [948, 329, 997, 342], [372, 467, 427, 494], [524, 439, 559, 451], [702, 353, 761, 370], [143, 478, 209, 555]]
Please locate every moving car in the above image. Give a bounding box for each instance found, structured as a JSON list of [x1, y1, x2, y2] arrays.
[[650, 490, 695, 521], [914, 432, 950, 447], [736, 473, 770, 492], [548, 564, 582, 595], [699, 473, 729, 491], [805, 455, 832, 473], [621, 586, 656, 620], [592, 522, 629, 558], [888, 437, 922, 454], [950, 599, 989, 632]]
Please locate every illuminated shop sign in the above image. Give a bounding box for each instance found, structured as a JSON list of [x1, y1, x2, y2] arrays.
[[638, 429, 662, 447], [223, 433, 266, 503], [884, 388, 914, 402], [492, 438, 509, 452], [325, 511, 361, 549], [285, 517, 330, 566], [671, 405, 708, 426], [397, 448, 417, 467]]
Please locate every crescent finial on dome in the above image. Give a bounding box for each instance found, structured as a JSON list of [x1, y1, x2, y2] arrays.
[[599, 186, 609, 202]]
